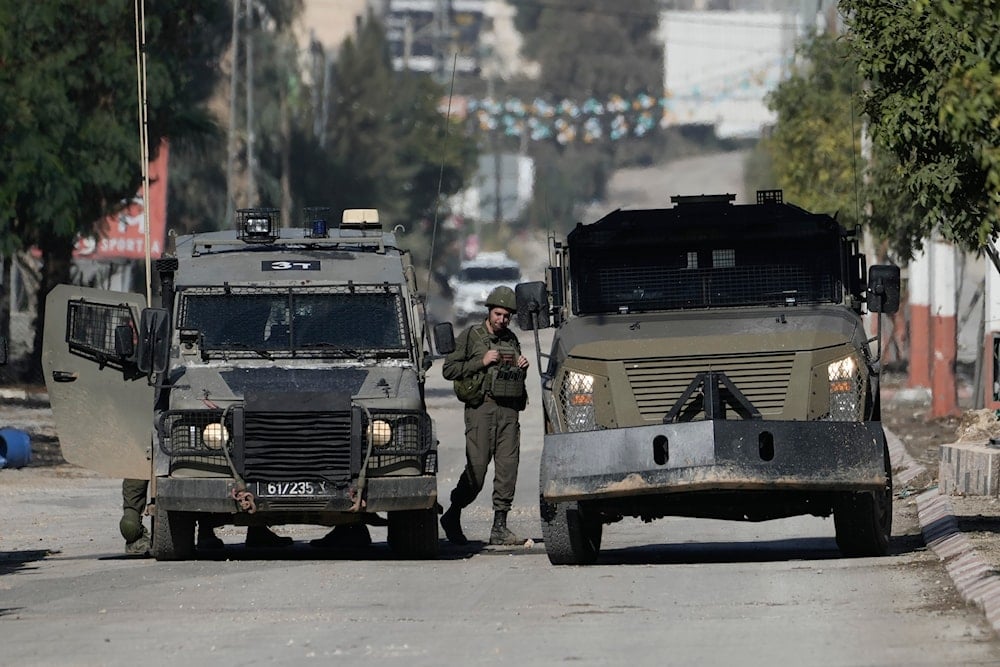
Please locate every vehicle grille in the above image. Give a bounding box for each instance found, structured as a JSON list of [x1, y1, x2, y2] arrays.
[[243, 411, 354, 483], [624, 353, 795, 421]]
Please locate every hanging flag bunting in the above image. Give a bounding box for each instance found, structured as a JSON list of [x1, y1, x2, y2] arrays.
[[457, 56, 789, 145]]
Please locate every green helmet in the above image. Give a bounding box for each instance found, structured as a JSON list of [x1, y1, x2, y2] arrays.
[[485, 286, 517, 313]]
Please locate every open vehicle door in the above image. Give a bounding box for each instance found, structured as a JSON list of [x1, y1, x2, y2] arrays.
[[41, 285, 154, 479]]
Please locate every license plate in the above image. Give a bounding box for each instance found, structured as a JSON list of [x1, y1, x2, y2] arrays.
[[252, 481, 330, 497]]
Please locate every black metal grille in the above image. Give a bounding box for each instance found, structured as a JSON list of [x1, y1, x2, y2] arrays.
[[624, 353, 795, 421], [158, 410, 231, 469], [577, 261, 837, 314], [243, 411, 354, 483], [569, 211, 845, 315], [66, 300, 134, 363], [367, 411, 434, 471]]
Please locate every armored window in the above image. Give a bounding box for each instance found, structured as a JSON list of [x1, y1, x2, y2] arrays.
[[570, 218, 843, 314], [66, 300, 135, 366]]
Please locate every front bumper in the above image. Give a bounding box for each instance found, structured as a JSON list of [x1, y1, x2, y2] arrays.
[[155, 474, 437, 516], [541, 420, 887, 502]]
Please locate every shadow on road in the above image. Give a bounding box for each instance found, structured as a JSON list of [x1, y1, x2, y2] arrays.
[[0, 549, 53, 576], [585, 533, 923, 566]]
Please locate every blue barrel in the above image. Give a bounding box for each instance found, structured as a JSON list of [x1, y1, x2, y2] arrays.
[[0, 428, 32, 469]]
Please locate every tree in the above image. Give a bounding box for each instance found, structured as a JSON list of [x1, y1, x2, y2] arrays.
[[841, 0, 1000, 262], [763, 32, 862, 227], [0, 0, 231, 379], [760, 30, 925, 262], [513, 0, 664, 232], [321, 15, 477, 227]]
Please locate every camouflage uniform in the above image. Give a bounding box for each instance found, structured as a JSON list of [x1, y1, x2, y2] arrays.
[[441, 318, 527, 543]]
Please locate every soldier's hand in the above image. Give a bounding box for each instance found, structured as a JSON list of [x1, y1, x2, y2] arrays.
[[517, 355, 529, 369], [483, 350, 500, 366]]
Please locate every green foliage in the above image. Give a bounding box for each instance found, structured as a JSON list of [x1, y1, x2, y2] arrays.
[[762, 33, 862, 226], [762, 30, 925, 261], [319, 15, 477, 226], [511, 0, 663, 231], [526, 0, 663, 101], [842, 0, 1000, 253], [0, 0, 230, 249]]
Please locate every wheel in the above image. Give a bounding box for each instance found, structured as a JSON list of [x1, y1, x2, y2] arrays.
[[151, 504, 195, 561], [540, 499, 602, 565], [834, 446, 892, 557], [387, 508, 439, 559]]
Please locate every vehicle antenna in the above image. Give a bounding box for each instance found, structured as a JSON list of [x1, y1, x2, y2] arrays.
[[426, 52, 459, 286], [134, 0, 152, 307], [851, 84, 863, 232]]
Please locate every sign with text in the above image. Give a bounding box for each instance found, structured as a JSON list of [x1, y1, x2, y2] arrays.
[[74, 141, 169, 260]]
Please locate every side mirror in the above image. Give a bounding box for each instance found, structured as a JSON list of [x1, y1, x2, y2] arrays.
[[515, 281, 550, 331], [136, 307, 170, 375], [867, 264, 900, 314], [433, 322, 456, 356]]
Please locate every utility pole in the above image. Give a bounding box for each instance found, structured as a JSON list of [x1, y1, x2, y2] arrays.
[[225, 0, 240, 224], [403, 15, 413, 72], [245, 0, 258, 206]]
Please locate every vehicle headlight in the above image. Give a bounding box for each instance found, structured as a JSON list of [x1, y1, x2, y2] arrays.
[[827, 355, 863, 421], [202, 422, 229, 449], [369, 419, 392, 447], [561, 370, 596, 432]]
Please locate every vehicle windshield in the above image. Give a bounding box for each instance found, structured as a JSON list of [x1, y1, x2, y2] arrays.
[[179, 285, 409, 358]]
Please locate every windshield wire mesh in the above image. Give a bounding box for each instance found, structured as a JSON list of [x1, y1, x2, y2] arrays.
[[573, 240, 840, 314], [66, 300, 134, 367], [178, 285, 409, 358]]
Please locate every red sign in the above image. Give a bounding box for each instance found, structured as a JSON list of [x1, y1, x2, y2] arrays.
[[74, 141, 169, 260]]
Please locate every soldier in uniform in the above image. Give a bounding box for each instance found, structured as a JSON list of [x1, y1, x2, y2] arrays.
[[120, 478, 152, 555], [440, 286, 529, 545], [118, 478, 292, 554]]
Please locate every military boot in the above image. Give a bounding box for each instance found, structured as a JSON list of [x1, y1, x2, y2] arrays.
[[489, 510, 522, 546], [440, 504, 468, 545], [120, 509, 150, 556], [124, 526, 151, 556]]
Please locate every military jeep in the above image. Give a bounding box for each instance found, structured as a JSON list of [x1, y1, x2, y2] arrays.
[[43, 208, 439, 560], [515, 191, 901, 564]]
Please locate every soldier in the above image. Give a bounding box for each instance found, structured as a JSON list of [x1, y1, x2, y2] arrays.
[[118, 479, 292, 554], [440, 286, 529, 545], [120, 478, 152, 555]]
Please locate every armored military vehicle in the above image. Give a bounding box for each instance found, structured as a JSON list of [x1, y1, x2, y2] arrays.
[[514, 191, 901, 564], [43, 207, 439, 560]]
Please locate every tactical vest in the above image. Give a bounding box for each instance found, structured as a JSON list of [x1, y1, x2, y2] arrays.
[[486, 338, 526, 400]]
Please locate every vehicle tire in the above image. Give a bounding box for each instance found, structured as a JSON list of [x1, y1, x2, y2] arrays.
[[834, 446, 892, 557], [540, 499, 602, 565], [387, 508, 439, 559], [151, 504, 196, 561]]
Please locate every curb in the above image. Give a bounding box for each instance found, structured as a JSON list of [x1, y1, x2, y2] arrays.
[[916, 491, 1000, 634], [892, 421, 1000, 636]]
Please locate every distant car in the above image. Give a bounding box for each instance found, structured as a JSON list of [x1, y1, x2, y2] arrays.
[[448, 252, 522, 325]]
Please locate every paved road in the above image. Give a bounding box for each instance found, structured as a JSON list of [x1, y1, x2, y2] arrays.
[[3, 325, 1000, 665]]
